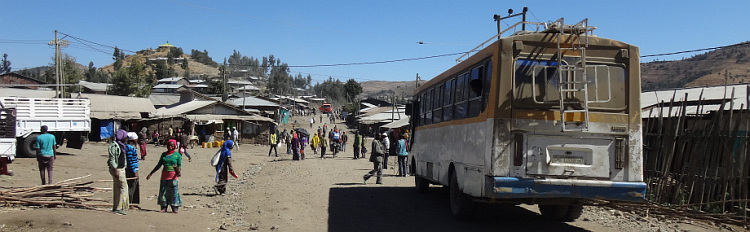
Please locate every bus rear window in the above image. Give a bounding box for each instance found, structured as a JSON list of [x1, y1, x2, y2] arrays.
[[513, 58, 627, 111]]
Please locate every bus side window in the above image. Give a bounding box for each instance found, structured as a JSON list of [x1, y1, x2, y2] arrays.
[[443, 78, 454, 122], [468, 66, 483, 118], [425, 88, 433, 125], [483, 60, 492, 111], [433, 84, 443, 123], [455, 73, 468, 119]]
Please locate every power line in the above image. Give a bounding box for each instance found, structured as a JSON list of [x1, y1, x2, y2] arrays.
[[165, 0, 469, 46], [640, 41, 750, 58]]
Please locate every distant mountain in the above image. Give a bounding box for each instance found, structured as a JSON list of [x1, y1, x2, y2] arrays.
[[641, 41, 750, 91]]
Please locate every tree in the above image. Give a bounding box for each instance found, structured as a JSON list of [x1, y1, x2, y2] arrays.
[[190, 49, 218, 67], [344, 79, 363, 102], [1, 53, 11, 74], [61, 54, 84, 94], [182, 59, 190, 78], [113, 47, 124, 71], [109, 58, 150, 97]]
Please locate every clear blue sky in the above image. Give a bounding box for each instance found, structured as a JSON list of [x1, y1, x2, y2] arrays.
[[2, 0, 749, 84]]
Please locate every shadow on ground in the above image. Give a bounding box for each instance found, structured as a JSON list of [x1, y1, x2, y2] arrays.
[[328, 186, 590, 232]]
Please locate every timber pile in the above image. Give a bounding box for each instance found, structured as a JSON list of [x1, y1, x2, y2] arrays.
[[0, 175, 109, 211]]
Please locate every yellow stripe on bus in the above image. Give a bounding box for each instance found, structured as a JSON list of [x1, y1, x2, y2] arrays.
[[512, 109, 628, 123]]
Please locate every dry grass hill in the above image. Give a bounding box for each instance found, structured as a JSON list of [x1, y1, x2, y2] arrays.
[[641, 41, 750, 91], [100, 48, 220, 77]]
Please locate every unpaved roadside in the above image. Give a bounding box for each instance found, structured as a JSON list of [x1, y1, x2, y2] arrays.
[[0, 115, 736, 232]]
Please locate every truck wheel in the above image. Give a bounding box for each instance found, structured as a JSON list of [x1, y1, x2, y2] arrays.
[[19, 134, 39, 158], [449, 169, 474, 219]]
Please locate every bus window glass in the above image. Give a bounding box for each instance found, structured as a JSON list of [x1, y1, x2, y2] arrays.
[[483, 60, 492, 111], [513, 58, 626, 112], [443, 78, 454, 121], [433, 84, 443, 123], [455, 73, 468, 119], [468, 66, 483, 117], [425, 88, 433, 125]]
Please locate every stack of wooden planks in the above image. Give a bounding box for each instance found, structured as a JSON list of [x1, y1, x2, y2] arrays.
[[0, 175, 110, 210]]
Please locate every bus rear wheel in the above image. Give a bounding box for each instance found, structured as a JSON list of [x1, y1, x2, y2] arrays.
[[415, 175, 429, 194], [449, 170, 474, 219], [539, 203, 583, 222]]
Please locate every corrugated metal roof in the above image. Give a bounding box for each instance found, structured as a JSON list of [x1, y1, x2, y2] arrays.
[[381, 117, 410, 128], [78, 80, 110, 92], [155, 100, 215, 116], [0, 88, 56, 98], [227, 96, 279, 107], [641, 84, 750, 118], [158, 77, 184, 83], [359, 111, 408, 124], [184, 114, 275, 122], [152, 84, 184, 89], [149, 94, 181, 106], [79, 93, 155, 119]]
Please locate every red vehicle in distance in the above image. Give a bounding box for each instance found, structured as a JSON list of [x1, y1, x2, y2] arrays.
[[319, 103, 332, 113]]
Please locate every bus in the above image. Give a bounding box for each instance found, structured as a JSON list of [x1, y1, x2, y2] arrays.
[[408, 11, 646, 221]]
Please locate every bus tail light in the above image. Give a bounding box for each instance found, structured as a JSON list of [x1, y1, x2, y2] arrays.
[[514, 134, 524, 166], [614, 137, 627, 169]]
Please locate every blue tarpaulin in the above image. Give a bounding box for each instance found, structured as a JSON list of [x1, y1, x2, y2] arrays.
[[100, 120, 114, 140]]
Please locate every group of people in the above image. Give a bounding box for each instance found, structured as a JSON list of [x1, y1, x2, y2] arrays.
[[107, 128, 187, 215], [362, 132, 409, 184]]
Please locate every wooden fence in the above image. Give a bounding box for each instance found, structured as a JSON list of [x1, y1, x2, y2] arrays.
[[643, 90, 749, 218]]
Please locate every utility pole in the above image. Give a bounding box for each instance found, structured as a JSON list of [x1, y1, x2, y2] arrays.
[[223, 57, 227, 93], [49, 30, 69, 98], [415, 73, 421, 89]]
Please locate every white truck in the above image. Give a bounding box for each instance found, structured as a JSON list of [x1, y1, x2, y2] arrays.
[[0, 97, 91, 158]]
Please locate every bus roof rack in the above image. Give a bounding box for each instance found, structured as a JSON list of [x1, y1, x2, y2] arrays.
[[456, 8, 597, 63]]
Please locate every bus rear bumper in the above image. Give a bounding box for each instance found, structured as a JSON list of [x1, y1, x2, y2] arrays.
[[491, 177, 646, 202]]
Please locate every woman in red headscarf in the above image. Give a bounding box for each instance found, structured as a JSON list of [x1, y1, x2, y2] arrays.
[[146, 139, 182, 213]]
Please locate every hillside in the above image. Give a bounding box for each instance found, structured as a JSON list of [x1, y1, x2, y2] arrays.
[[360, 80, 425, 99], [100, 47, 220, 78], [641, 41, 750, 91]]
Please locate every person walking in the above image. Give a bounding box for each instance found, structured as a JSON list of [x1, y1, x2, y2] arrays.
[[268, 130, 278, 157], [139, 127, 148, 160], [152, 130, 160, 147], [360, 136, 367, 159], [34, 125, 56, 185], [363, 134, 385, 184], [108, 129, 129, 215], [178, 131, 193, 162], [397, 134, 409, 177], [300, 134, 308, 160], [341, 132, 348, 152], [146, 139, 182, 213], [320, 133, 328, 159], [125, 139, 140, 207], [310, 117, 315, 128], [311, 133, 319, 155], [381, 132, 390, 170], [232, 127, 240, 150], [352, 131, 361, 159], [291, 132, 300, 160], [214, 140, 237, 194], [168, 126, 173, 138], [285, 129, 292, 154]]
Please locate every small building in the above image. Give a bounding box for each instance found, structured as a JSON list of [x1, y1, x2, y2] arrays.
[[157, 41, 175, 52], [157, 77, 190, 86], [227, 96, 280, 119], [76, 93, 156, 141], [0, 72, 46, 89]]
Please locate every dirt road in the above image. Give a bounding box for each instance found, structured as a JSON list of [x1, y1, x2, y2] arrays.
[[0, 115, 732, 231]]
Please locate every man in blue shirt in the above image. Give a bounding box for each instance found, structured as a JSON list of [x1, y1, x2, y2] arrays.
[[34, 125, 56, 185]]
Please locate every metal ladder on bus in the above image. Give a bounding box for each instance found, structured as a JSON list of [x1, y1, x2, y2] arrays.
[[554, 18, 591, 132]]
